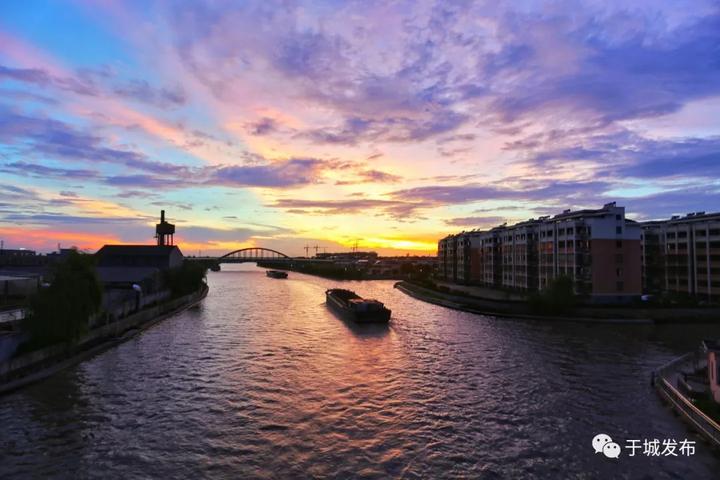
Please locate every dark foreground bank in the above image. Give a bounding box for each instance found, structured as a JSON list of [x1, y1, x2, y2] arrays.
[[0, 285, 208, 394]]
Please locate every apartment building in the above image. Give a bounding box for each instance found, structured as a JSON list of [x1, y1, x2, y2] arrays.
[[455, 231, 484, 285], [437, 203, 642, 302], [640, 221, 666, 294], [437, 234, 457, 282], [477, 228, 503, 287], [499, 220, 540, 290], [538, 203, 641, 301], [641, 212, 720, 301]]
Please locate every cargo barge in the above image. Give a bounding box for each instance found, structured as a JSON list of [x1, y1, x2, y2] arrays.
[[266, 270, 288, 279], [325, 288, 391, 323]]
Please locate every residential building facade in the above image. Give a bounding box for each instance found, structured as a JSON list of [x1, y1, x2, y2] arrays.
[[437, 203, 642, 302], [537, 203, 641, 301], [641, 212, 720, 301]]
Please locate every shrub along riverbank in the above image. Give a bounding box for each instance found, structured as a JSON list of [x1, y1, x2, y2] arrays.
[[20, 251, 102, 354]]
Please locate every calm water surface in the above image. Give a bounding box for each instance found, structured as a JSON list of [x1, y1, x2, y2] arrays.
[[2, 264, 720, 479]]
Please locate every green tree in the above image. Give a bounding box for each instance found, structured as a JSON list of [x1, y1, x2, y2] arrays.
[[529, 275, 577, 315], [164, 260, 207, 297], [24, 251, 103, 346]]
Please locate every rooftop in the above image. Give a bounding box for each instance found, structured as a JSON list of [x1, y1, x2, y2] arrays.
[[96, 245, 183, 256]]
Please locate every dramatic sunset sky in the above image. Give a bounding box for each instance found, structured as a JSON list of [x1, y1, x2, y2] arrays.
[[1, 1, 718, 256]]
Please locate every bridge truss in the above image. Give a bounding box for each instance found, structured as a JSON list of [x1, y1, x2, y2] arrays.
[[219, 247, 291, 263]]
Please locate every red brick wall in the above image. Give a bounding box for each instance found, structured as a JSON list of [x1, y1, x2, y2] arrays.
[[591, 239, 641, 295]]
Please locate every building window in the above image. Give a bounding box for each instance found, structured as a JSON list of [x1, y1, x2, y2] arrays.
[[616, 281, 624, 291], [616, 240, 623, 248], [616, 226, 622, 234], [616, 268, 623, 277]]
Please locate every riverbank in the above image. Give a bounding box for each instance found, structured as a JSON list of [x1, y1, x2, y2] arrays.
[[395, 281, 720, 323], [0, 284, 208, 395], [653, 353, 720, 449]]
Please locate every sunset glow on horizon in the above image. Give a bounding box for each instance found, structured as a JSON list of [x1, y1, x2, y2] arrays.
[[1, 1, 719, 256]]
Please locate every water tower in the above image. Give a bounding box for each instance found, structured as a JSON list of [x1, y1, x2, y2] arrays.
[[155, 210, 176, 246]]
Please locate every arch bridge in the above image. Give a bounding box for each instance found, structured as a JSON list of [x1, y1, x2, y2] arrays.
[[217, 247, 291, 263]]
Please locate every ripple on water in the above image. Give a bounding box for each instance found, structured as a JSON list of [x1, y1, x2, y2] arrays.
[[1, 265, 720, 479]]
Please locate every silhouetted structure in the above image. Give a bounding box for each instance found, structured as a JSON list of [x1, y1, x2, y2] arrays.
[[96, 245, 183, 270], [155, 210, 175, 246]]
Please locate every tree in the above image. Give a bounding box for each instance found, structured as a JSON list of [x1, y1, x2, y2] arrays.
[[164, 260, 207, 297], [529, 275, 577, 315], [24, 251, 103, 346]]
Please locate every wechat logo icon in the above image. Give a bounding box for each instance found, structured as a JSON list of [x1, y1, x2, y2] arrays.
[[593, 433, 621, 459]]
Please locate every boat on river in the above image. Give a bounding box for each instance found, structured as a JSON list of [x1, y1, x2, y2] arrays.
[[325, 288, 391, 323], [266, 270, 288, 279]]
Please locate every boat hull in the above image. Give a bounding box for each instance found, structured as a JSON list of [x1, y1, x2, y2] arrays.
[[266, 270, 288, 279], [326, 290, 391, 323]]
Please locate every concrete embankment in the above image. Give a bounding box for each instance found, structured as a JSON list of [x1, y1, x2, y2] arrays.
[[394, 281, 680, 324], [0, 284, 208, 395], [653, 353, 720, 449]]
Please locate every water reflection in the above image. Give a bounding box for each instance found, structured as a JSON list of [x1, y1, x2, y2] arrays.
[[1, 263, 719, 479], [326, 304, 391, 338]]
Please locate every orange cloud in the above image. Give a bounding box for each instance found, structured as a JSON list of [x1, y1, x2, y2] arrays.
[[0, 227, 121, 252]]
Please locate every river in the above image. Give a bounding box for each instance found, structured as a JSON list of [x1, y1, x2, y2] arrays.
[[1, 264, 719, 479]]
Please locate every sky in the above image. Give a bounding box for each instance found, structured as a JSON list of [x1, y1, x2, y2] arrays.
[[0, 0, 719, 256]]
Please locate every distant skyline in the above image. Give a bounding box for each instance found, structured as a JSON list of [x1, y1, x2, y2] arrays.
[[1, 0, 719, 256]]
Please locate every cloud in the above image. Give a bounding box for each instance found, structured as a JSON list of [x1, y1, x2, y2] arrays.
[[300, 112, 468, 145], [335, 169, 402, 185], [0, 107, 332, 189], [246, 117, 277, 135], [518, 129, 720, 180], [208, 158, 327, 187], [444, 215, 506, 228], [0, 64, 186, 108], [113, 79, 187, 108], [271, 197, 426, 218], [391, 180, 611, 207], [1, 161, 100, 179], [0, 106, 178, 174]]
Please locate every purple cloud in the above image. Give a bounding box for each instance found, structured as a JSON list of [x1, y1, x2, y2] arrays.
[[209, 158, 327, 188], [0, 63, 186, 108], [444, 216, 506, 227], [271, 197, 426, 218], [113, 79, 187, 108]]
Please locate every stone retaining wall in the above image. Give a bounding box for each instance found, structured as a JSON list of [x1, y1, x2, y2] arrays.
[[0, 285, 207, 392]]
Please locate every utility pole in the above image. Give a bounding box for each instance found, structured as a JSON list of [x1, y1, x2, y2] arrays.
[[313, 244, 320, 256], [304, 244, 310, 257]]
